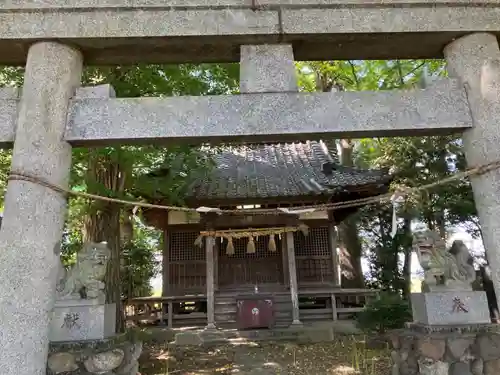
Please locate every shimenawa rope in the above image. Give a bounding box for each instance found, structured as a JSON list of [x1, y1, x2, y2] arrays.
[[7, 158, 500, 216], [194, 224, 310, 254]]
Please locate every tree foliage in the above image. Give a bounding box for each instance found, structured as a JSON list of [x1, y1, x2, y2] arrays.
[[73, 63, 239, 330], [356, 292, 412, 333], [121, 222, 161, 299], [297, 59, 479, 295]]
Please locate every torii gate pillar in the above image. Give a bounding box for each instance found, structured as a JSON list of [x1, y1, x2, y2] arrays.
[[445, 33, 500, 311], [0, 42, 82, 375]]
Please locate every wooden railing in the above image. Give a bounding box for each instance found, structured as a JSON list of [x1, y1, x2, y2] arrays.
[[124, 295, 207, 328], [124, 288, 379, 328], [298, 288, 379, 322]]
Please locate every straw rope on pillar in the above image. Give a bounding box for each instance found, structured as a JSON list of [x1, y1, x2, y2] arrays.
[[194, 224, 309, 255]]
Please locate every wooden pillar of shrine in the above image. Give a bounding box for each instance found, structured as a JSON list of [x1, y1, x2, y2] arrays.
[[214, 237, 219, 292], [162, 212, 170, 298], [161, 212, 171, 327], [286, 231, 302, 325], [281, 233, 290, 286], [205, 230, 216, 329], [328, 212, 341, 287]]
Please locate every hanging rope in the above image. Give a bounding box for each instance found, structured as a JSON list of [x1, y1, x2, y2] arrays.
[[194, 224, 309, 254], [7, 158, 500, 216]]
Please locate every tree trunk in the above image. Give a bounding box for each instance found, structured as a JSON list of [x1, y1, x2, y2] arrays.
[[337, 139, 365, 288], [402, 217, 413, 299], [338, 217, 365, 288], [120, 208, 134, 246], [82, 151, 126, 333], [434, 209, 447, 240]]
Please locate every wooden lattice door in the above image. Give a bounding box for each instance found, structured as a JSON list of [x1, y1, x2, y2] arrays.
[[294, 226, 334, 285], [168, 230, 206, 293], [218, 235, 284, 288]]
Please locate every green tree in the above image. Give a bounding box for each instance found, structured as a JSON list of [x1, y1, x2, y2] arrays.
[[73, 63, 238, 331], [297, 59, 478, 295], [121, 222, 161, 299]]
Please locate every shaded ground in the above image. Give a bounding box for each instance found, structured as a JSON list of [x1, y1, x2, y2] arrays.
[[139, 336, 391, 375]]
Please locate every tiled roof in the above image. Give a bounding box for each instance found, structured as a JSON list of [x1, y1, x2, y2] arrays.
[[189, 141, 390, 201]]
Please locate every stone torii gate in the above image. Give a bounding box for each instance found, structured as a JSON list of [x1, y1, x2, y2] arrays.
[[0, 1, 500, 374]]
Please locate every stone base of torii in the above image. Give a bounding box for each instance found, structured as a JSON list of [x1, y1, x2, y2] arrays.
[[0, 2, 499, 375]]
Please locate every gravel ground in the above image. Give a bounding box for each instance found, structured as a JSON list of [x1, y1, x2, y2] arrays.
[[139, 336, 392, 375]]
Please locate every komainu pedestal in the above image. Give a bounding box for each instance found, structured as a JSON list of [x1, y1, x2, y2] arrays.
[[411, 291, 490, 325], [50, 299, 116, 342], [50, 242, 116, 342], [411, 229, 491, 325], [47, 242, 142, 375]]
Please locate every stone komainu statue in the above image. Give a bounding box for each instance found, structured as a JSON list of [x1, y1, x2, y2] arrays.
[[56, 242, 111, 301], [412, 229, 476, 292]]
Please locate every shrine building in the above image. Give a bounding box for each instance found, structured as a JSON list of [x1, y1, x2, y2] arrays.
[[137, 140, 391, 329]]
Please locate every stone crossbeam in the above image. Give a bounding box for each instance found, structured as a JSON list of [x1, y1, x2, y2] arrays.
[[0, 78, 474, 147], [0, 1, 500, 64], [64, 79, 471, 146]]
